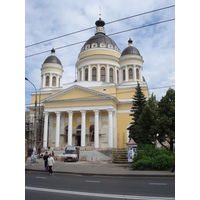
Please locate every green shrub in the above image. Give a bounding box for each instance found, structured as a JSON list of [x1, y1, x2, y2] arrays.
[[132, 144, 174, 170]]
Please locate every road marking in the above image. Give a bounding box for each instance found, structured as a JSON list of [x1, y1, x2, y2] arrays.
[[149, 183, 167, 186], [35, 177, 47, 179], [85, 180, 100, 183], [25, 186, 175, 200]]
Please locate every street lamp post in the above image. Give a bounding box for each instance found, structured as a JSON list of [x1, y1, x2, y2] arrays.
[[25, 77, 37, 151]]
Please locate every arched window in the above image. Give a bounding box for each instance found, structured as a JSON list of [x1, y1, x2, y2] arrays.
[[123, 69, 126, 81], [101, 67, 105, 82], [129, 68, 133, 79], [110, 68, 113, 83], [90, 125, 94, 142], [92, 67, 97, 81], [117, 70, 119, 84], [85, 68, 88, 81], [65, 126, 68, 143], [45, 76, 49, 86], [136, 68, 139, 80], [52, 76, 56, 86]]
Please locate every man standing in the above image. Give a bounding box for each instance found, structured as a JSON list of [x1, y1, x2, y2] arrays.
[[48, 153, 55, 175], [43, 151, 48, 171]]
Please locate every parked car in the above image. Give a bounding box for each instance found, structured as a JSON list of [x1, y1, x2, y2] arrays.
[[64, 146, 79, 162]]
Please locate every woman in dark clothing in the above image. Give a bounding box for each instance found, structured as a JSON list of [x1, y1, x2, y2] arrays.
[[43, 152, 48, 170]]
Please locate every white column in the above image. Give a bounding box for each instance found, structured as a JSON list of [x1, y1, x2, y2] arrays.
[[55, 111, 61, 148], [43, 74, 45, 87], [106, 64, 109, 82], [81, 110, 86, 147], [77, 70, 80, 81], [115, 66, 117, 84], [68, 111, 73, 146], [125, 65, 128, 81], [108, 109, 113, 148], [97, 64, 100, 81], [81, 68, 84, 81], [140, 67, 142, 82], [133, 65, 136, 81], [94, 110, 99, 148], [56, 75, 59, 87], [112, 110, 116, 148], [50, 73, 52, 87], [120, 68, 122, 84], [88, 65, 91, 81], [43, 111, 49, 149]]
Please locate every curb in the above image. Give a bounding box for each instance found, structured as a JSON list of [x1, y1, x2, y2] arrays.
[[25, 168, 175, 177]]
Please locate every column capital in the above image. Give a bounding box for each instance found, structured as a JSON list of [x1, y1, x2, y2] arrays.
[[55, 111, 61, 115], [107, 108, 113, 113], [93, 109, 99, 115], [67, 110, 73, 116], [80, 110, 86, 114]]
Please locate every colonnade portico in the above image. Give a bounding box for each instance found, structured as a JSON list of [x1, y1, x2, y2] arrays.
[[43, 107, 116, 149]]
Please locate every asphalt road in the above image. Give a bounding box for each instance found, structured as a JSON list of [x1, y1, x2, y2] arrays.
[[25, 171, 175, 200]]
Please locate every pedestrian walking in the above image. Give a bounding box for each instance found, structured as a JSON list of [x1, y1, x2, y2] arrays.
[[52, 150, 54, 157], [43, 151, 49, 170], [31, 153, 34, 166], [48, 153, 55, 175]]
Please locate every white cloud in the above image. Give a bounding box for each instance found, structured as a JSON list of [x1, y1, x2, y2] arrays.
[[25, 0, 175, 106]]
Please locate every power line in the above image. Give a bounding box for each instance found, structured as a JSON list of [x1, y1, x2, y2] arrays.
[[25, 5, 175, 48], [25, 18, 175, 58]]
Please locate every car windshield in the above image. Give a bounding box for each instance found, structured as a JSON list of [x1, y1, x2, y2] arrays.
[[65, 150, 77, 154]]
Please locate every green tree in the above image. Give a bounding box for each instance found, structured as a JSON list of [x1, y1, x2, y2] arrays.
[[128, 82, 147, 142], [157, 88, 175, 151], [134, 93, 158, 145]]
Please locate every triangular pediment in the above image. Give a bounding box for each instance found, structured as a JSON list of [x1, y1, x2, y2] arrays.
[[42, 85, 117, 103]]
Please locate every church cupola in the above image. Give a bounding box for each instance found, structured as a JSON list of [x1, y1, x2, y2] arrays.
[[95, 7, 105, 35], [40, 48, 64, 90]]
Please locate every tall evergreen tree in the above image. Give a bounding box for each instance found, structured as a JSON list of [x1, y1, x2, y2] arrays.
[[128, 82, 147, 142], [157, 88, 175, 151], [134, 93, 158, 145]]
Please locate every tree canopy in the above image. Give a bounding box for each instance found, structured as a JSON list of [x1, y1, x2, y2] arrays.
[[128, 86, 175, 151]]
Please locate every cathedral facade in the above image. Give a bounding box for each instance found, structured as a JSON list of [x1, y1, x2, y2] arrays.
[[27, 16, 149, 150]]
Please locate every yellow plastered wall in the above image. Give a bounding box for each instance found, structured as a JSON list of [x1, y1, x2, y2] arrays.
[[93, 86, 117, 98], [117, 112, 132, 148]]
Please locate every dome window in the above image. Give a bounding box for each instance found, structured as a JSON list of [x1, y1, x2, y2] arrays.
[[45, 76, 49, 86], [117, 70, 119, 84], [136, 68, 140, 80], [52, 76, 56, 86], [101, 67, 105, 82], [108, 44, 113, 49], [85, 68, 88, 81], [85, 44, 90, 50], [129, 68, 133, 79], [100, 43, 106, 48], [123, 69, 126, 81], [92, 43, 98, 48], [109, 68, 113, 83], [92, 67, 97, 81]]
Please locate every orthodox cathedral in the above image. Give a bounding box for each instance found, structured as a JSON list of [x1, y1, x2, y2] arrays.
[[27, 15, 149, 150]]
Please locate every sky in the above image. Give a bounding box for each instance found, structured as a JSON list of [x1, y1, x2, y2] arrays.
[[25, 0, 175, 108]]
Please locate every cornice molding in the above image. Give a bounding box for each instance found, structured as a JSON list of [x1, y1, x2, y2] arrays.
[[76, 55, 119, 67], [119, 55, 144, 63]]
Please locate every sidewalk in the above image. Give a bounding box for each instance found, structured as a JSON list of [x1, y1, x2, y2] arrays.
[[25, 158, 175, 177]]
